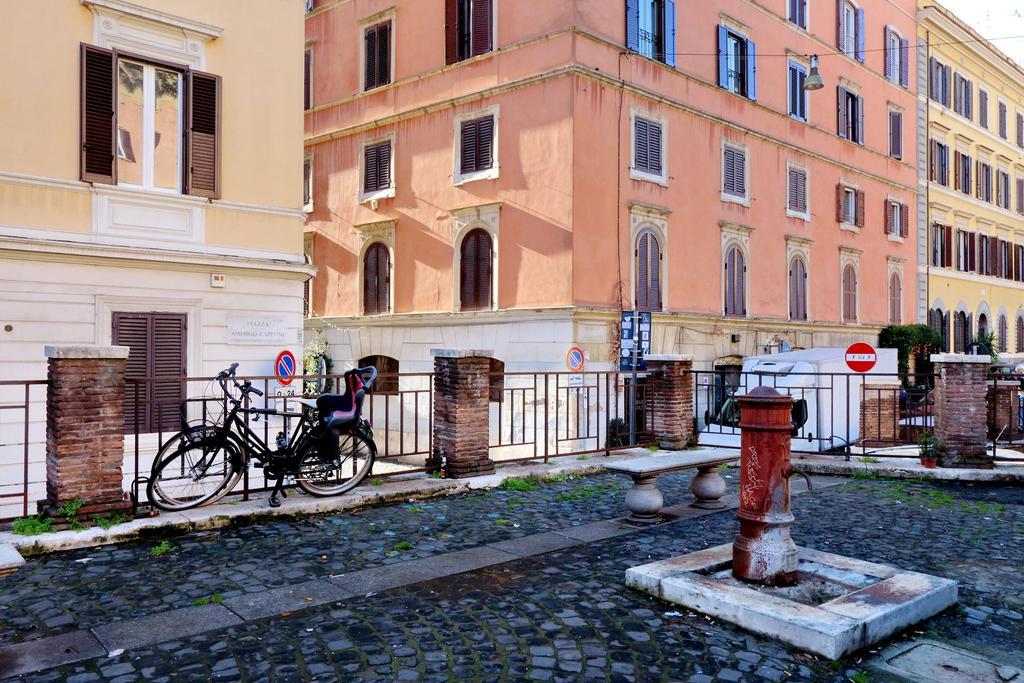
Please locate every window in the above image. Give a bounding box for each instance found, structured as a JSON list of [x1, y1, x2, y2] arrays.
[[722, 145, 747, 200], [1000, 239, 1012, 278], [979, 234, 991, 275], [929, 308, 950, 352], [836, 184, 864, 227], [841, 264, 858, 322], [363, 21, 391, 91], [304, 47, 313, 111], [1018, 113, 1024, 148], [955, 229, 976, 272], [789, 0, 807, 29], [886, 200, 908, 238], [929, 58, 951, 106], [837, 87, 864, 145], [1017, 178, 1024, 215], [788, 61, 808, 121], [838, 1, 864, 61], [635, 230, 662, 311], [978, 313, 989, 339], [446, 0, 493, 64], [460, 228, 493, 311], [723, 246, 746, 317], [884, 28, 909, 87], [113, 312, 186, 433], [303, 155, 313, 212], [632, 115, 665, 182], [977, 161, 993, 203], [889, 111, 902, 159], [953, 74, 973, 120], [997, 170, 1011, 210], [80, 45, 220, 197], [362, 139, 393, 198], [458, 114, 496, 180], [999, 101, 1008, 139], [627, 0, 678, 66], [954, 151, 972, 195], [979, 89, 989, 128], [363, 242, 391, 315], [931, 223, 952, 268], [1017, 316, 1024, 353], [1017, 245, 1024, 281], [717, 26, 756, 100], [888, 273, 902, 323], [789, 257, 808, 321], [358, 355, 399, 394], [787, 167, 808, 216], [929, 140, 949, 186], [953, 311, 971, 353]]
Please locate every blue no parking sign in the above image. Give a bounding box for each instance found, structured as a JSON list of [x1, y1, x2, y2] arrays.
[[275, 350, 297, 386]]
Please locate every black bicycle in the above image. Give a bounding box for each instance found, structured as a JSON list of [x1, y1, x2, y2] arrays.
[[146, 363, 378, 511]]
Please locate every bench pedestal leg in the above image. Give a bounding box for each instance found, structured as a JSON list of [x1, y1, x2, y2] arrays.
[[623, 473, 664, 524], [690, 465, 727, 509]]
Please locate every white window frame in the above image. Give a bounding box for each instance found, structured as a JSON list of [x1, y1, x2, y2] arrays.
[[354, 220, 396, 317], [358, 133, 397, 204], [450, 203, 500, 312], [839, 250, 861, 323], [841, 186, 858, 230], [721, 223, 752, 319], [453, 105, 500, 185], [629, 205, 670, 312], [886, 26, 902, 84], [787, 59, 809, 122], [629, 108, 669, 186], [115, 59, 184, 194], [720, 140, 750, 206], [842, 1, 858, 57], [786, 162, 810, 221], [887, 198, 904, 242], [888, 270, 903, 324], [789, 0, 808, 30], [786, 235, 812, 322], [359, 9, 396, 94], [303, 153, 314, 213], [888, 107, 903, 160]]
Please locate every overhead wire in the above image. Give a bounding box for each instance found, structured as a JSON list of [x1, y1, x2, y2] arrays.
[[653, 34, 1024, 59]]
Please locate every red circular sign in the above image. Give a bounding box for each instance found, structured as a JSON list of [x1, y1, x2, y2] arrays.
[[845, 343, 877, 373], [275, 350, 297, 386]]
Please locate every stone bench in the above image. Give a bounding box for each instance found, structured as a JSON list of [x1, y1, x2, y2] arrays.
[[605, 449, 739, 524]]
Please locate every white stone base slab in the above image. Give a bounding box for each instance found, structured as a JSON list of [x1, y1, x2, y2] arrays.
[[625, 543, 958, 660], [0, 543, 25, 575]]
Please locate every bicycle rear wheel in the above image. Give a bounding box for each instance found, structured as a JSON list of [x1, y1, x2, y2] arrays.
[[296, 430, 375, 496], [147, 440, 242, 511]]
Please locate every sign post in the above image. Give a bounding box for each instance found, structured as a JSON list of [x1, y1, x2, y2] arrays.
[[275, 350, 297, 386], [566, 346, 585, 387], [844, 343, 877, 373], [620, 311, 652, 445]]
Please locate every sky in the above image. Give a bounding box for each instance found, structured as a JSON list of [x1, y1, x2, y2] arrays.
[[937, 0, 1024, 65]]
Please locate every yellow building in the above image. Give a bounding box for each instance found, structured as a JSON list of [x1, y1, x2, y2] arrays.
[[920, 2, 1024, 356], [0, 1, 311, 394]]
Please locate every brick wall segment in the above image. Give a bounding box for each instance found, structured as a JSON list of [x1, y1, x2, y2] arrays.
[[644, 355, 694, 449], [429, 349, 495, 478], [930, 354, 993, 468]]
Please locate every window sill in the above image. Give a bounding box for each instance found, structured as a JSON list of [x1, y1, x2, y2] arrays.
[[788, 114, 808, 124], [359, 187, 396, 204], [454, 167, 499, 186], [887, 233, 905, 243], [630, 168, 669, 187], [839, 223, 860, 234], [786, 209, 810, 222], [721, 192, 750, 208], [303, 203, 314, 214]]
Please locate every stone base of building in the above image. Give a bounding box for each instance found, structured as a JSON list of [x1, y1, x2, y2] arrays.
[[626, 543, 958, 660], [36, 499, 135, 531]]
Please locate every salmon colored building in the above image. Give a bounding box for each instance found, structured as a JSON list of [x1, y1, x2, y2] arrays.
[[303, 0, 918, 373]]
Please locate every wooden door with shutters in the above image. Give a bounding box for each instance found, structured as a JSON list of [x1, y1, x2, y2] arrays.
[[113, 312, 187, 433]]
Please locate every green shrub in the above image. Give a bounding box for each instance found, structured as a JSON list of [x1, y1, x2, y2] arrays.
[[878, 325, 942, 384], [149, 540, 172, 557], [12, 516, 52, 536]]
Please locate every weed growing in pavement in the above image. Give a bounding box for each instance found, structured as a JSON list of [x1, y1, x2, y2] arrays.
[[494, 519, 510, 526], [391, 541, 413, 551], [149, 540, 173, 557], [370, 478, 383, 486], [647, 445, 660, 452], [93, 514, 128, 530], [505, 496, 525, 509], [499, 477, 539, 492], [556, 481, 623, 502], [193, 594, 224, 606], [718, 463, 731, 472], [576, 455, 590, 460], [851, 470, 882, 481], [12, 516, 52, 536], [850, 672, 872, 683], [57, 498, 85, 518], [857, 456, 880, 463], [68, 519, 84, 532]]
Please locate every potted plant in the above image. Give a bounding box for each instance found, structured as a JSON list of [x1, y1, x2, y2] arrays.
[[918, 432, 939, 469]]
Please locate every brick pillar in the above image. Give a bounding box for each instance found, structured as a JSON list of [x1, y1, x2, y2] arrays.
[[430, 349, 494, 478], [45, 345, 133, 514], [987, 380, 1021, 441], [645, 355, 694, 449], [931, 354, 992, 468], [859, 382, 900, 445]]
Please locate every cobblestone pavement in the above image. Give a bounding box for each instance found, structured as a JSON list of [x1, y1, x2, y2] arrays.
[[0, 470, 712, 645], [4, 472, 1024, 682]]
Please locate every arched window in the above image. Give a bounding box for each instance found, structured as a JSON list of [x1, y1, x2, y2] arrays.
[[789, 257, 807, 321], [929, 308, 950, 352], [953, 311, 971, 353], [841, 264, 858, 322], [1016, 316, 1024, 353], [358, 354, 399, 394], [888, 273, 902, 323], [460, 228, 493, 311], [635, 230, 662, 311], [363, 242, 391, 315], [724, 246, 746, 317], [977, 313, 989, 339], [998, 315, 1008, 352]]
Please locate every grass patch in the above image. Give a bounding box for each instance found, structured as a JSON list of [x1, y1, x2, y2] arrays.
[[857, 456, 880, 464], [68, 519, 84, 532], [505, 496, 525, 509], [391, 541, 413, 551], [555, 481, 623, 503], [494, 519, 510, 526], [370, 478, 383, 486], [499, 477, 539, 492], [192, 594, 224, 607], [576, 455, 590, 461], [12, 516, 52, 536], [851, 469, 882, 481], [149, 540, 173, 557], [647, 445, 660, 452], [93, 513, 128, 530], [57, 498, 85, 518]]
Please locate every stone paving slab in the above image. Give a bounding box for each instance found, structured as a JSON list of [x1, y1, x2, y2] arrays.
[[487, 531, 581, 557], [0, 545, 24, 576], [0, 630, 105, 678], [90, 604, 242, 652], [554, 519, 636, 542], [222, 579, 354, 621], [793, 453, 1024, 482]]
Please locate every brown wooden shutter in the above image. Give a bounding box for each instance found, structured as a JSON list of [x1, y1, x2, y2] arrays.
[[635, 118, 649, 172], [364, 246, 379, 314], [836, 184, 845, 222], [953, 152, 961, 191], [929, 140, 936, 181], [855, 190, 865, 228], [304, 48, 312, 110], [476, 115, 494, 170], [186, 71, 221, 199], [969, 232, 977, 272], [460, 119, 477, 174], [884, 201, 893, 235], [900, 203, 909, 237], [649, 234, 661, 310], [152, 315, 186, 432], [444, 0, 459, 65], [460, 229, 492, 310], [648, 122, 663, 176], [377, 22, 391, 86], [364, 144, 379, 194], [80, 44, 116, 184], [943, 225, 952, 268], [471, 0, 492, 57], [113, 313, 150, 432], [636, 234, 649, 310], [365, 26, 378, 88]]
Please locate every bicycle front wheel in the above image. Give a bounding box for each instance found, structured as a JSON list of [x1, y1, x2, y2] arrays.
[[147, 440, 242, 511], [296, 430, 375, 497]]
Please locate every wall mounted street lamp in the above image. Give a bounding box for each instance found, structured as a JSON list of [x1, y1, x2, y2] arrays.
[[804, 55, 824, 91]]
